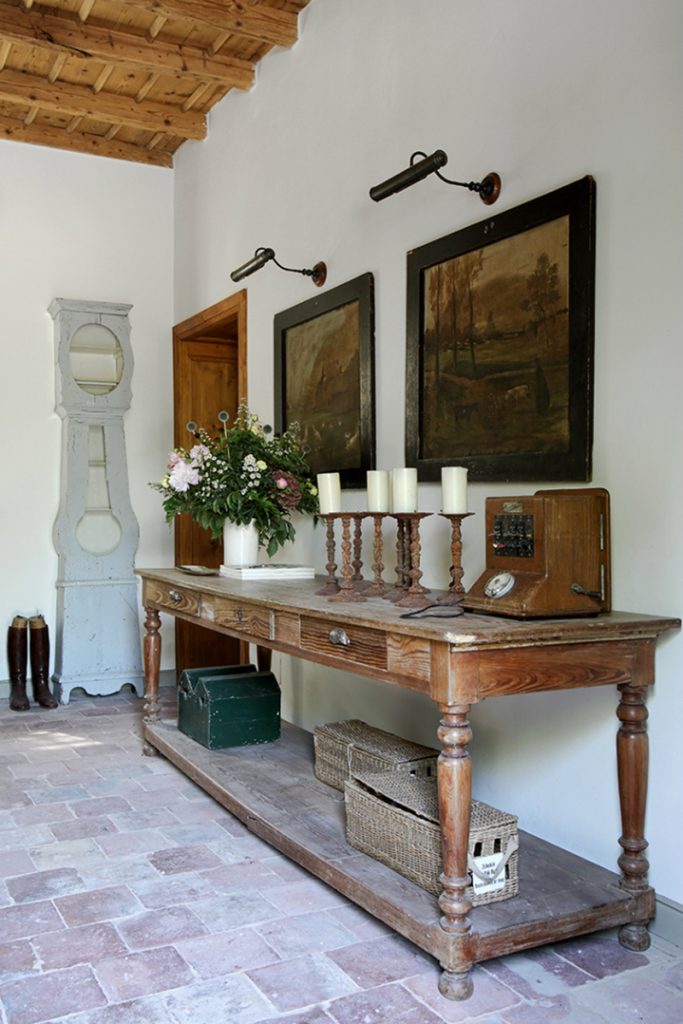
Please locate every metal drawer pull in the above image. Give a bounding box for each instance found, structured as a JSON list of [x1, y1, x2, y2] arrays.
[[329, 627, 350, 647], [168, 589, 181, 603]]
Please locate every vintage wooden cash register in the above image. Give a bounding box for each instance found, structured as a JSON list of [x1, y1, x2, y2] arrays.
[[464, 487, 610, 618]]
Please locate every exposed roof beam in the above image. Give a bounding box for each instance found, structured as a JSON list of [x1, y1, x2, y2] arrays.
[[0, 111, 173, 166], [0, 68, 206, 138], [0, 3, 255, 90], [126, 0, 298, 48]]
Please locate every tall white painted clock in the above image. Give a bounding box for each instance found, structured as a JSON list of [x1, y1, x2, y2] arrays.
[[50, 298, 144, 703]]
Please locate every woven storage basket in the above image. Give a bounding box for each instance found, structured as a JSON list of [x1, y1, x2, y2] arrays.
[[345, 770, 519, 906], [314, 719, 438, 791]]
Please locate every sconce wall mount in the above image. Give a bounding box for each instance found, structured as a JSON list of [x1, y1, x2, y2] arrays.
[[230, 247, 327, 288], [370, 149, 501, 206]]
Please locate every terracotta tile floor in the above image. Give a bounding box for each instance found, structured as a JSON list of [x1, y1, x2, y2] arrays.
[[1, 689, 682, 1024]]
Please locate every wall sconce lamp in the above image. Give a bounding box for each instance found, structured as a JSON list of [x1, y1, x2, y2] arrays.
[[369, 150, 501, 206], [230, 247, 327, 287]]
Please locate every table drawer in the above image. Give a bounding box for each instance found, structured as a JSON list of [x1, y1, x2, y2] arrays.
[[144, 581, 199, 617], [206, 597, 271, 641], [300, 616, 387, 671]]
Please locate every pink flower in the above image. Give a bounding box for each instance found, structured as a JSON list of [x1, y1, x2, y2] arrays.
[[272, 471, 301, 509], [190, 444, 210, 465], [167, 451, 181, 469], [169, 460, 199, 492]]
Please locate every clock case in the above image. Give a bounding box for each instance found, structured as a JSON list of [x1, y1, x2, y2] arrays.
[[463, 488, 611, 618]]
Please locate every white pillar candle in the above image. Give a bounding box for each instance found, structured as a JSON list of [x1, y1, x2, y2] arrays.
[[392, 467, 418, 513], [317, 472, 342, 515], [366, 470, 390, 513], [441, 466, 468, 514]]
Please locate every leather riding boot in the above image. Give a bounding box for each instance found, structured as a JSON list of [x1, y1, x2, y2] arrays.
[[29, 615, 58, 709], [7, 616, 30, 712]]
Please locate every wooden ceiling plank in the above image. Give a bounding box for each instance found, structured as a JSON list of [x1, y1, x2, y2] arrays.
[[182, 80, 209, 111], [147, 14, 167, 41], [78, 0, 95, 23], [0, 38, 10, 69], [147, 130, 164, 149], [104, 124, 120, 139], [66, 114, 82, 133], [209, 29, 230, 56], [93, 65, 114, 93], [0, 4, 255, 89], [23, 103, 37, 125], [125, 0, 298, 48], [136, 72, 159, 102], [0, 111, 173, 166], [0, 68, 206, 138], [47, 52, 67, 83]]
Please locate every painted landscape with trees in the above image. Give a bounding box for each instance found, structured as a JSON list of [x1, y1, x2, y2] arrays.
[[421, 215, 570, 460]]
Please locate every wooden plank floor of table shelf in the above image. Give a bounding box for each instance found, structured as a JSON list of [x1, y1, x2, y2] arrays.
[[143, 718, 647, 969]]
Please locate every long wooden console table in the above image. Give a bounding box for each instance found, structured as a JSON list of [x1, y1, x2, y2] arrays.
[[137, 567, 679, 1001]]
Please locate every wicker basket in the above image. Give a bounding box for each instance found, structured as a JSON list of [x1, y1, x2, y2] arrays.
[[345, 770, 519, 906], [314, 719, 438, 791]]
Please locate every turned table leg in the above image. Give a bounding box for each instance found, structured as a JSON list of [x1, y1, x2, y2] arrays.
[[616, 682, 652, 950], [437, 704, 474, 999], [142, 606, 161, 756]]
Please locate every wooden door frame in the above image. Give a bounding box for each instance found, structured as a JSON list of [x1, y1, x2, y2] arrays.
[[173, 289, 248, 442], [172, 289, 249, 670]]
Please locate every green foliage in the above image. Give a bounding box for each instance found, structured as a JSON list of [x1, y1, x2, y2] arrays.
[[150, 402, 319, 555]]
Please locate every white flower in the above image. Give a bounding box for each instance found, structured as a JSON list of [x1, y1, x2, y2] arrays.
[[168, 460, 199, 493]]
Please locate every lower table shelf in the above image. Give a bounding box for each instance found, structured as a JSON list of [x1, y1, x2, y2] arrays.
[[143, 719, 653, 972]]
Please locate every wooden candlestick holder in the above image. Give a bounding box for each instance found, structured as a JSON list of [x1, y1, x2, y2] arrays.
[[385, 514, 410, 601], [364, 513, 389, 597], [328, 514, 366, 603], [349, 512, 370, 592], [316, 514, 340, 595], [392, 513, 432, 609], [437, 512, 474, 605]]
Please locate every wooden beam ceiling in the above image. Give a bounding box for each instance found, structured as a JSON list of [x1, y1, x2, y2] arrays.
[[0, 0, 310, 166]]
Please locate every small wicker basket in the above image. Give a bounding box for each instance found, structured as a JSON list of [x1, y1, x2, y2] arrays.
[[345, 770, 519, 906], [314, 719, 438, 791]]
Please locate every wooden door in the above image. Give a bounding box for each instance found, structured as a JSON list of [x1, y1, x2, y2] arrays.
[[173, 292, 248, 678]]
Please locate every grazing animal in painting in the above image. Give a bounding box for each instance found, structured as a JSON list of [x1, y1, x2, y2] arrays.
[[503, 383, 530, 406]]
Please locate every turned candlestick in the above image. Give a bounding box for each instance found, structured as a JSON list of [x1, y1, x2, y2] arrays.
[[438, 512, 473, 605], [316, 514, 340, 595], [349, 512, 370, 592], [394, 513, 432, 609], [329, 514, 366, 603], [386, 514, 410, 601], [364, 513, 388, 597]]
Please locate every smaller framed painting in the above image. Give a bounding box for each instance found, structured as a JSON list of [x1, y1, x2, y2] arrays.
[[274, 273, 375, 488], [405, 176, 596, 482]]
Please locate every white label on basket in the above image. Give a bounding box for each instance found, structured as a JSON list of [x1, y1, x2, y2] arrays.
[[471, 853, 506, 895]]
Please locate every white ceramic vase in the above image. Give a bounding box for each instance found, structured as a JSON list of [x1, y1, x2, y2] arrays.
[[222, 519, 259, 567]]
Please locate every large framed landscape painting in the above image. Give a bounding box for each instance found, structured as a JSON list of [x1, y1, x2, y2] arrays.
[[274, 273, 375, 488], [405, 176, 596, 481]]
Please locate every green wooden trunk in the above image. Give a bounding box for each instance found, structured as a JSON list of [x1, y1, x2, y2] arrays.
[[178, 664, 280, 750]]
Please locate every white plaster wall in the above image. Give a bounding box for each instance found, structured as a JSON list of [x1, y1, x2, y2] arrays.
[[0, 141, 176, 675], [174, 0, 683, 903]]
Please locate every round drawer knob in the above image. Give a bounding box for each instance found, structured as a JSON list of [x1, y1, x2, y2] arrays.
[[329, 627, 350, 647], [168, 589, 181, 603]]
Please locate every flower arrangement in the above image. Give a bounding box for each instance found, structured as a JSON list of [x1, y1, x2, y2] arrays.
[[150, 402, 319, 556]]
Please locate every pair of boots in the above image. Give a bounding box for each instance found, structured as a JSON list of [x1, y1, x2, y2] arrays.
[[7, 615, 58, 712]]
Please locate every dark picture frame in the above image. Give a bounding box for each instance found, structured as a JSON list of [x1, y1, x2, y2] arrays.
[[406, 176, 596, 482], [274, 272, 375, 488]]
